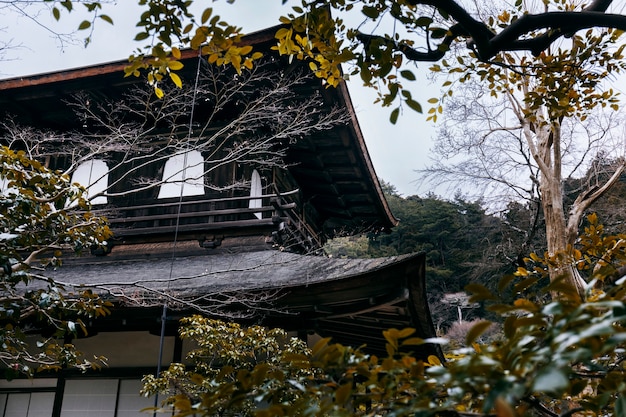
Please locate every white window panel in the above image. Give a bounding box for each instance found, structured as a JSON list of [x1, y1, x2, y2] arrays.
[[23, 393, 54, 417], [249, 169, 263, 219], [3, 393, 29, 417], [116, 380, 153, 417], [71, 159, 109, 205], [2, 392, 53, 417], [61, 379, 117, 417], [158, 151, 205, 198]]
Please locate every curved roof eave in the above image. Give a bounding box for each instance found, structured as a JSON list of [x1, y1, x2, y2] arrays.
[[335, 80, 399, 228]]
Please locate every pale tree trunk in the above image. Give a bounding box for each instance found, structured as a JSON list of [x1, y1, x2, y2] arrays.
[[520, 105, 626, 300], [539, 154, 587, 299], [509, 85, 588, 300], [535, 119, 587, 299]]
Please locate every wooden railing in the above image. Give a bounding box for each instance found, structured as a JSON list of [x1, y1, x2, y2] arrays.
[[91, 190, 299, 236]]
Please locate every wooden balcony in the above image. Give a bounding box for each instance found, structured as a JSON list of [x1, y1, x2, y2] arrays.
[[90, 189, 323, 251]]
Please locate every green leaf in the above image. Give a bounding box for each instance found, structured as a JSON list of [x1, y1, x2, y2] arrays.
[[389, 107, 400, 124], [465, 320, 492, 345], [498, 273, 516, 293], [465, 283, 498, 302], [52, 7, 61, 21], [335, 383, 352, 405], [503, 316, 517, 338], [362, 6, 379, 19], [400, 70, 416, 81], [514, 276, 539, 293], [406, 99, 422, 113], [615, 394, 626, 416], [430, 27, 448, 39], [533, 367, 569, 394], [201, 7, 212, 24], [78, 20, 91, 30], [135, 32, 150, 41], [99, 14, 113, 25], [415, 16, 433, 26], [61, 0, 73, 12], [311, 337, 331, 357]]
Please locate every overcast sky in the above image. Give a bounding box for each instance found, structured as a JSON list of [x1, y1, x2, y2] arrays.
[[0, 0, 440, 197]]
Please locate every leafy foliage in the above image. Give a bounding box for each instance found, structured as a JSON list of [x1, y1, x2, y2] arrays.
[[34, 1, 626, 121], [423, 1, 626, 299], [328, 176, 626, 331], [430, 5, 625, 120], [149, 216, 626, 416], [142, 316, 313, 417], [125, 3, 263, 98], [0, 146, 111, 374]]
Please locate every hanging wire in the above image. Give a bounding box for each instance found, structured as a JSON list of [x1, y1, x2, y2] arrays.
[[153, 49, 204, 417]]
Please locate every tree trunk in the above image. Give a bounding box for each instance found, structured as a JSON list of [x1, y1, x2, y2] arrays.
[[536, 120, 587, 300], [540, 169, 587, 299]]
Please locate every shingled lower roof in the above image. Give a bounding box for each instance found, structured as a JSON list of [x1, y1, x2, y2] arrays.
[[42, 246, 442, 359]]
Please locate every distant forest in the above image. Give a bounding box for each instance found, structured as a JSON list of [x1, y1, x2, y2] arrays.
[[325, 158, 626, 335]]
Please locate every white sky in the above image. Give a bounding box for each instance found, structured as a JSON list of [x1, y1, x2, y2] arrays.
[[0, 0, 440, 197]]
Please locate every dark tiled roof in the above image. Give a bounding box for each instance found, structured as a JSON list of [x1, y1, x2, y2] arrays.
[[43, 245, 441, 359]]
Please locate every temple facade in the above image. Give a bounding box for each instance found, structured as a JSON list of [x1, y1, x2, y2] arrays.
[[0, 26, 440, 417]]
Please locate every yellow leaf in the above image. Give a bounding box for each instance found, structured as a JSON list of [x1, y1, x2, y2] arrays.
[[275, 28, 290, 39], [515, 266, 529, 276], [513, 298, 538, 311], [400, 337, 424, 346], [397, 327, 416, 338], [231, 55, 242, 74], [168, 60, 184, 71], [154, 87, 164, 99], [383, 328, 399, 350], [169, 72, 182, 88], [171, 47, 181, 59], [427, 355, 442, 366], [190, 373, 204, 385], [385, 343, 395, 357]]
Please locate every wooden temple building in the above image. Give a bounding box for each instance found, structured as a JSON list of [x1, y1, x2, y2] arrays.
[[0, 26, 440, 417]]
